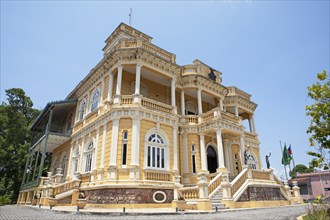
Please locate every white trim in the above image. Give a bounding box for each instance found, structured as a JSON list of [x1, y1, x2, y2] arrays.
[[172, 127, 178, 171], [93, 127, 100, 170], [108, 71, 114, 101], [153, 191, 167, 203], [100, 124, 107, 168], [144, 127, 170, 171], [131, 118, 140, 166], [109, 118, 119, 166]]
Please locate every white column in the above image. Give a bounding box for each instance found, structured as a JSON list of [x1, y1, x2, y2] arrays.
[[199, 134, 207, 171], [219, 97, 224, 111], [240, 134, 245, 166], [135, 64, 142, 95], [67, 144, 73, 178], [182, 134, 189, 174], [235, 104, 239, 117], [197, 88, 203, 114], [100, 124, 107, 168], [130, 117, 140, 166], [248, 117, 253, 133], [115, 66, 123, 96], [172, 127, 178, 171], [224, 141, 232, 173], [100, 79, 104, 105], [107, 72, 114, 101], [109, 119, 119, 166], [251, 114, 256, 134], [93, 127, 100, 170], [171, 76, 177, 114], [79, 137, 84, 173], [216, 129, 225, 169], [181, 89, 185, 115]]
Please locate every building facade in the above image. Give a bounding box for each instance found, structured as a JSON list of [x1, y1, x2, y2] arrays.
[[17, 23, 302, 210], [289, 171, 330, 201]]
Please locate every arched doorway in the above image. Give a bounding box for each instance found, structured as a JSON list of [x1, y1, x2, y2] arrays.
[[207, 146, 218, 173]]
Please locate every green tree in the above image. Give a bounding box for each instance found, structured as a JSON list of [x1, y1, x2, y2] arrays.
[[290, 164, 314, 178], [306, 70, 330, 169], [0, 88, 39, 204]]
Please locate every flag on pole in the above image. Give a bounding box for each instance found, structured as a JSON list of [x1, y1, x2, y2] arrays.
[[288, 145, 293, 162], [281, 143, 291, 165]]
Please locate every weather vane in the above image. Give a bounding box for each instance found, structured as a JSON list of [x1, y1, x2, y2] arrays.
[[129, 8, 132, 26]]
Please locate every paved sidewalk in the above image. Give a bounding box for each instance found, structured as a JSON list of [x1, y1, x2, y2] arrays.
[[0, 204, 307, 220]]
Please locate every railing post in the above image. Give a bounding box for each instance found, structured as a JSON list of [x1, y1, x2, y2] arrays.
[[283, 180, 291, 200], [220, 173, 231, 199], [291, 180, 303, 204], [220, 172, 234, 208], [194, 172, 212, 210], [54, 168, 63, 184]]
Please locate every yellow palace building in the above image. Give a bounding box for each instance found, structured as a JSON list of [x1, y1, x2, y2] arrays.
[[17, 23, 302, 210]]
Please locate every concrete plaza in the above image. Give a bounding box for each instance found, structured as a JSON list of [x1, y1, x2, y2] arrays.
[[0, 205, 307, 220]]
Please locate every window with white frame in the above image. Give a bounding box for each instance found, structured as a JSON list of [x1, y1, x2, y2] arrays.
[[122, 131, 128, 165], [146, 133, 168, 170], [191, 144, 197, 174], [78, 99, 86, 121], [84, 139, 94, 173], [72, 145, 79, 175], [90, 88, 100, 112]]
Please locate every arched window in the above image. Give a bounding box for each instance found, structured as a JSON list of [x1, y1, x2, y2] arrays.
[[78, 99, 86, 121], [122, 131, 128, 165], [61, 154, 67, 182], [84, 139, 94, 173], [71, 145, 79, 176], [145, 131, 168, 170], [90, 88, 100, 112]]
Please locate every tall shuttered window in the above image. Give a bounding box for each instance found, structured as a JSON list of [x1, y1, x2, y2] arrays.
[[122, 131, 128, 165]]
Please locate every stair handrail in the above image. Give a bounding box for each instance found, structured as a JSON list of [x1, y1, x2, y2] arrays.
[[53, 179, 81, 196], [178, 186, 199, 200], [208, 172, 223, 197], [273, 174, 290, 200], [230, 167, 249, 197]]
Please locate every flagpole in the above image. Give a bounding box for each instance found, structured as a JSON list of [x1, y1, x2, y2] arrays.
[[286, 142, 292, 178], [290, 144, 297, 179], [280, 141, 288, 180]]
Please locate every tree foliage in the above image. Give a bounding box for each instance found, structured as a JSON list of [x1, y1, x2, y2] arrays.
[[289, 164, 314, 178], [0, 88, 39, 204], [306, 70, 330, 169]]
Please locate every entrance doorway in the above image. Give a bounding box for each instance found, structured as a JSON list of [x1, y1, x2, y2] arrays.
[[207, 146, 218, 173]]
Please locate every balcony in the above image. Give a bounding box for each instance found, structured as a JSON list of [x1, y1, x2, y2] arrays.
[[180, 107, 241, 125], [109, 38, 176, 63], [30, 100, 76, 152], [112, 95, 174, 115]]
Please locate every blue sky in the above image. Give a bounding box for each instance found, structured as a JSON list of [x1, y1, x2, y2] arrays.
[[1, 1, 329, 180]]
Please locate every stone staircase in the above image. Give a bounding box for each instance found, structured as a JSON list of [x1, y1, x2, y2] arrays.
[[210, 189, 228, 210]]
